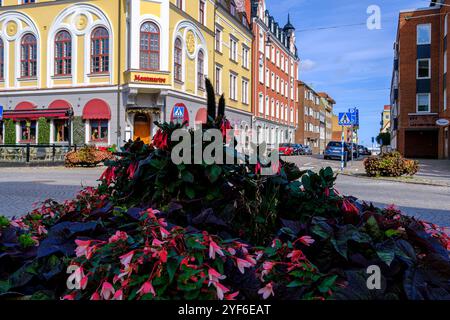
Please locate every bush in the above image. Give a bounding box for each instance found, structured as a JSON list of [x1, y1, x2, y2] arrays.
[[4, 119, 16, 144], [37, 118, 50, 145], [364, 152, 419, 177], [65, 145, 113, 167]]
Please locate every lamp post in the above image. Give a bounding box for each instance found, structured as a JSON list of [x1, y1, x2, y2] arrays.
[[66, 108, 74, 150]]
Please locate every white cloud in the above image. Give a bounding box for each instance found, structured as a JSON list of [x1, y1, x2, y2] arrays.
[[300, 59, 317, 71]]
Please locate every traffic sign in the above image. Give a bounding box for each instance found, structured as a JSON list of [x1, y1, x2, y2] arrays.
[[349, 108, 359, 127], [173, 106, 185, 119], [338, 112, 353, 126], [0, 105, 3, 121]]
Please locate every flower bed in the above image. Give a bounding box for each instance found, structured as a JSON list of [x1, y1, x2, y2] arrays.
[[364, 152, 419, 177], [65, 145, 114, 167], [0, 80, 449, 300]]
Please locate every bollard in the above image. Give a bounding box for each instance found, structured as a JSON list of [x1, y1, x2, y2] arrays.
[[52, 144, 56, 162], [26, 144, 30, 163]]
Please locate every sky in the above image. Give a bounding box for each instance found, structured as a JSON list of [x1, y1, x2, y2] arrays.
[[265, 0, 429, 146]]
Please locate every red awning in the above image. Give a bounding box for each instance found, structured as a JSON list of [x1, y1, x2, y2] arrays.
[[48, 99, 71, 110], [15, 101, 37, 111], [82, 99, 111, 120], [195, 108, 207, 124], [3, 109, 69, 121]]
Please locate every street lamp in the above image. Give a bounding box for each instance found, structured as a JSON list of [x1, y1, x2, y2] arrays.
[[66, 108, 74, 150]]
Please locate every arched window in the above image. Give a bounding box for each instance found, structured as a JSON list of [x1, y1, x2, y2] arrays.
[[91, 27, 109, 74], [0, 38, 4, 80], [21, 33, 37, 78], [197, 50, 204, 90], [140, 22, 160, 70], [174, 38, 182, 82], [55, 30, 72, 76]]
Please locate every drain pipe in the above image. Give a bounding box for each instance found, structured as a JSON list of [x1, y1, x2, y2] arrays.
[[116, 0, 123, 147]]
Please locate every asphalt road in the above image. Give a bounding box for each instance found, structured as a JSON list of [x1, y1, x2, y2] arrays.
[[0, 161, 449, 227]]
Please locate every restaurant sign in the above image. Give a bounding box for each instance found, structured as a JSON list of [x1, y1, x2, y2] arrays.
[[408, 114, 439, 128], [134, 74, 167, 84]]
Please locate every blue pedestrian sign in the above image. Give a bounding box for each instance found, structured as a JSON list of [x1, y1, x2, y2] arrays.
[[338, 112, 353, 126], [173, 106, 185, 119], [0, 105, 3, 121]]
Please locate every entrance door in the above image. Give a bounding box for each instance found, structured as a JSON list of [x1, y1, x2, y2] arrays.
[[404, 130, 439, 159], [445, 128, 449, 159], [133, 114, 151, 144]]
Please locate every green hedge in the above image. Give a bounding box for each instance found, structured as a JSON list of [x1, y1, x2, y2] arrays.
[[37, 118, 50, 145], [4, 119, 16, 144], [72, 116, 85, 146]]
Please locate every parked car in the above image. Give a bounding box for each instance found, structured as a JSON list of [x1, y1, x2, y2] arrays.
[[292, 144, 305, 155], [358, 145, 371, 156], [303, 145, 313, 155], [324, 141, 351, 161], [279, 143, 295, 156]]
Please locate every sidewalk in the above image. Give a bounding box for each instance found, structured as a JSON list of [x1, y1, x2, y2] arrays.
[[341, 158, 450, 187]]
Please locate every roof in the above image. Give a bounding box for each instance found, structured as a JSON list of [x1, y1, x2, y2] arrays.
[[318, 92, 336, 104]]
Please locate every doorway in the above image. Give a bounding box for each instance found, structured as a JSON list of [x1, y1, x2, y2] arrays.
[[404, 130, 439, 159], [445, 127, 449, 159], [133, 113, 151, 144]]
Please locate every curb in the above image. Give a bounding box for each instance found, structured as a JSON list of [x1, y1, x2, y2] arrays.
[[340, 172, 450, 187]]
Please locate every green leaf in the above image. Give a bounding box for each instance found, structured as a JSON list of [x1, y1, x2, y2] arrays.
[[206, 165, 222, 183], [301, 175, 311, 189], [167, 258, 180, 283], [185, 186, 196, 199], [375, 240, 396, 266], [287, 279, 305, 288], [318, 275, 338, 293], [181, 170, 194, 183]]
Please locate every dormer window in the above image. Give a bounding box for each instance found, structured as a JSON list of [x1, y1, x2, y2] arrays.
[[230, 1, 236, 16]]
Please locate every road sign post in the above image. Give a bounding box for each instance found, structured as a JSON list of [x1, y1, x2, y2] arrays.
[[341, 127, 345, 172]]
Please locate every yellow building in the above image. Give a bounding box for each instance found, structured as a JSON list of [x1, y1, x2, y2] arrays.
[[214, 0, 253, 141], [380, 105, 391, 133], [0, 0, 249, 147]]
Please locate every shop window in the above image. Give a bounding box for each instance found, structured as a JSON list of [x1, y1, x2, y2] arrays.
[[90, 120, 108, 143], [140, 22, 160, 71], [20, 120, 37, 143], [55, 30, 72, 76], [21, 33, 37, 78], [91, 27, 109, 74], [54, 120, 69, 143]]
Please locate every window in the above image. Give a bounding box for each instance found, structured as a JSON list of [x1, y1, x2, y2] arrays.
[[21, 33, 37, 78], [271, 72, 275, 90], [276, 101, 279, 118], [265, 96, 269, 116], [90, 120, 108, 143], [230, 38, 237, 62], [229, 73, 237, 100], [444, 88, 447, 111], [276, 50, 280, 67], [259, 32, 264, 52], [242, 46, 249, 69], [174, 38, 183, 82], [276, 76, 280, 93], [271, 99, 275, 117], [271, 46, 275, 63], [446, 14, 448, 37], [445, 51, 447, 74], [54, 120, 69, 143], [55, 30, 72, 76], [199, 1, 205, 25], [0, 38, 3, 80], [265, 68, 269, 87], [215, 28, 222, 52], [258, 93, 264, 113], [140, 22, 160, 70], [281, 79, 284, 96], [280, 103, 284, 120], [417, 24, 431, 45], [230, 1, 236, 16], [176, 0, 183, 10], [258, 57, 264, 83], [215, 65, 222, 94], [417, 93, 431, 113], [197, 50, 205, 90], [19, 120, 36, 143], [91, 27, 109, 73], [242, 79, 249, 104], [417, 59, 430, 79]]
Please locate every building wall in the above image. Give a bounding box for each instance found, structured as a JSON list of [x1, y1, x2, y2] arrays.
[[391, 3, 450, 159]]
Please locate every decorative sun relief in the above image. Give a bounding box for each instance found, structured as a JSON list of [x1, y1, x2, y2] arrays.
[[75, 14, 88, 31], [6, 21, 18, 37], [186, 30, 196, 55]]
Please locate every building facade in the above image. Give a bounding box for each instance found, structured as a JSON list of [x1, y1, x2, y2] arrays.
[[295, 81, 320, 154], [391, 1, 450, 159], [318, 92, 335, 153], [247, 0, 299, 147], [0, 0, 254, 147]]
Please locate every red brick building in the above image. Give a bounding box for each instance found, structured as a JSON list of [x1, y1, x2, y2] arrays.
[[296, 81, 321, 154], [246, 0, 299, 146], [391, 1, 450, 159]]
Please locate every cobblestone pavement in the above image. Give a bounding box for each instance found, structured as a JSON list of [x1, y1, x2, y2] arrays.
[[0, 166, 104, 217]]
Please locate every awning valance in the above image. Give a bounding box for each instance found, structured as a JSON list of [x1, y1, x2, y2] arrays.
[[82, 99, 111, 120], [15, 101, 37, 111], [3, 108, 69, 121]]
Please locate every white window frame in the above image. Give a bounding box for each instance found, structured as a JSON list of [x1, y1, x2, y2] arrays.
[[417, 24, 431, 45], [258, 93, 264, 113], [242, 78, 249, 104], [416, 93, 431, 113], [215, 27, 223, 52], [229, 73, 237, 100], [230, 37, 238, 62], [416, 58, 431, 79], [444, 88, 447, 111]]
